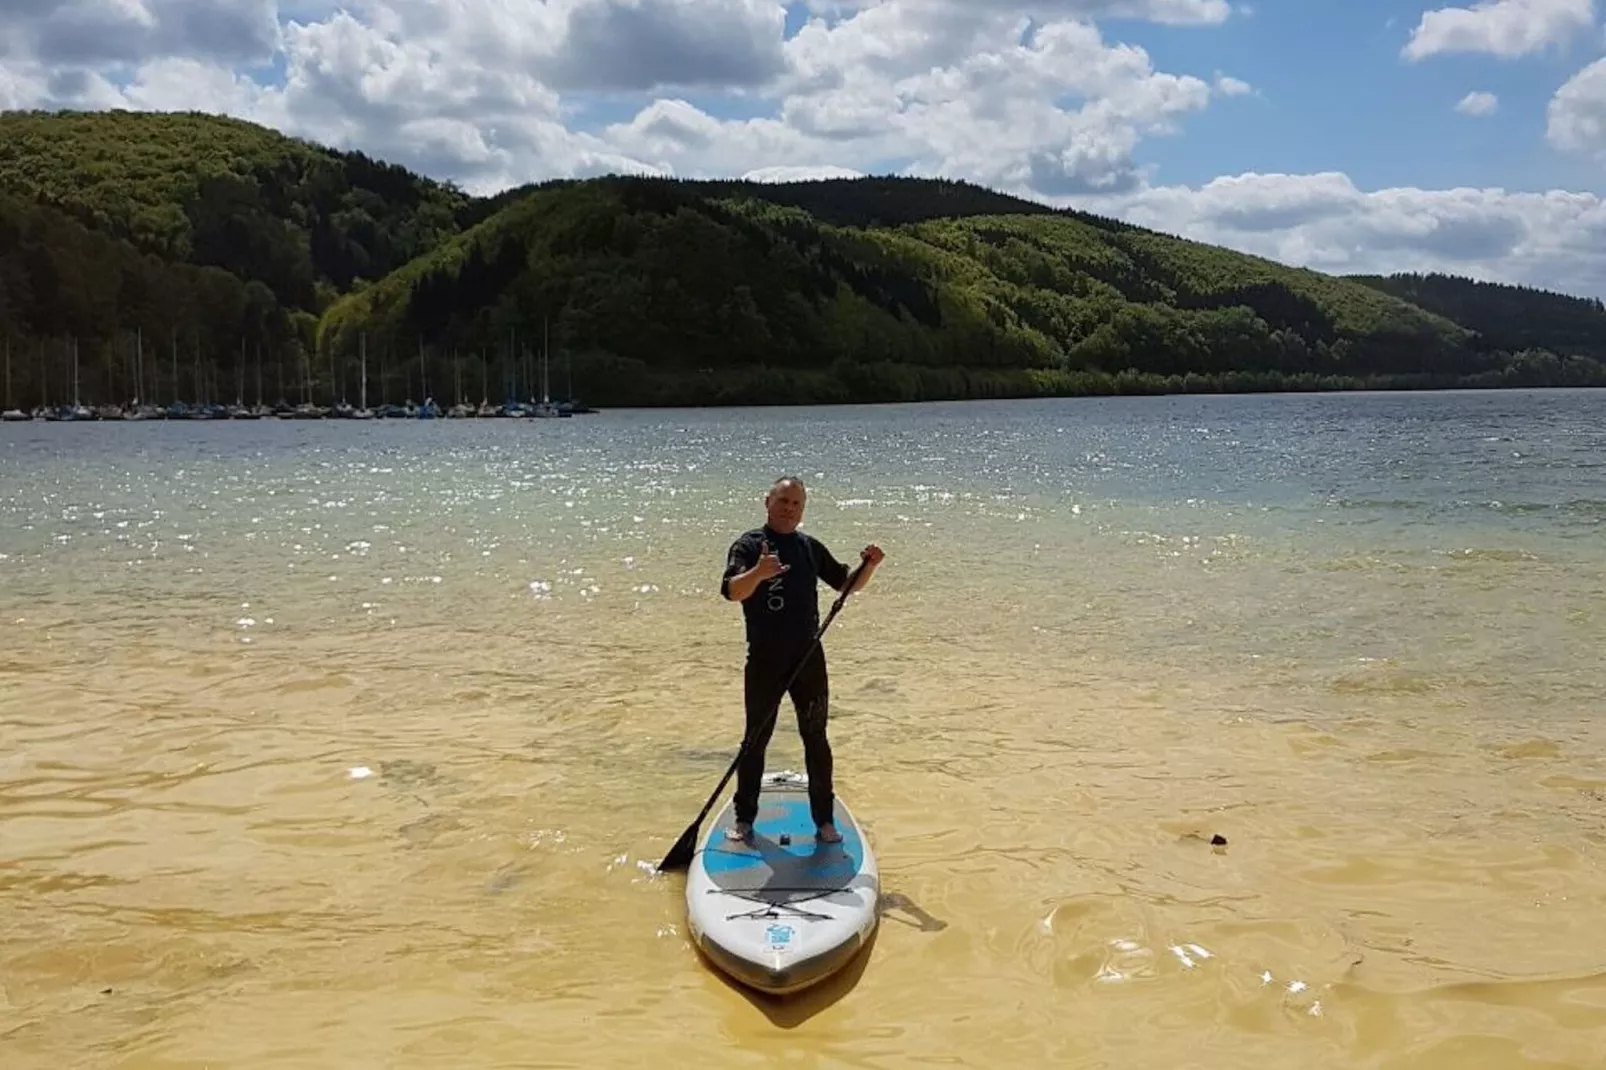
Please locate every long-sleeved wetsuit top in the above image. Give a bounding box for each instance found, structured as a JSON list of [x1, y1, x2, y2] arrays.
[[721, 525, 850, 656]]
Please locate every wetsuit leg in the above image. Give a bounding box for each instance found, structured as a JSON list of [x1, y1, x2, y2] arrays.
[[734, 652, 784, 826], [788, 646, 835, 828]]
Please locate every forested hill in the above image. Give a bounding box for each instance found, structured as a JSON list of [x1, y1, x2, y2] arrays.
[[2, 110, 1603, 411], [1, 190, 296, 396], [0, 110, 478, 312], [479, 174, 1084, 230], [317, 174, 1516, 406], [1349, 272, 1606, 361]]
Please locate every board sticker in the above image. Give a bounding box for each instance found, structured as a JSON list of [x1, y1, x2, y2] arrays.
[[766, 923, 796, 955]]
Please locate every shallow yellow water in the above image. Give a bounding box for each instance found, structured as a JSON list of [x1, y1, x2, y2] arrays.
[[3, 397, 1605, 1068]]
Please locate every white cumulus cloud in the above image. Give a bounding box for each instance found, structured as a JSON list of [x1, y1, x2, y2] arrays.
[[0, 0, 1602, 298], [1456, 90, 1499, 115], [1073, 175, 1606, 295], [1549, 57, 1606, 155], [1402, 0, 1595, 61]]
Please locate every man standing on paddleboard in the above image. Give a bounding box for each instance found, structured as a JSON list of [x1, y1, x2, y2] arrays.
[[720, 476, 884, 845]]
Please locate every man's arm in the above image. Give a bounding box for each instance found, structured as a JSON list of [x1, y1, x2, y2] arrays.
[[815, 538, 884, 594], [721, 535, 788, 602], [846, 543, 884, 594]]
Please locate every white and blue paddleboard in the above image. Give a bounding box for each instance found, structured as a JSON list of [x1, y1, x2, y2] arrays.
[[685, 769, 879, 995]]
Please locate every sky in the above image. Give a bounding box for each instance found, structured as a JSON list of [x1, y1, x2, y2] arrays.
[[3, 0, 1606, 298]]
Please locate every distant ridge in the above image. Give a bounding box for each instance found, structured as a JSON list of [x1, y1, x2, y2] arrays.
[[1, 108, 1601, 411]]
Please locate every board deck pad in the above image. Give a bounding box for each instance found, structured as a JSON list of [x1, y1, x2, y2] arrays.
[[701, 778, 867, 905]]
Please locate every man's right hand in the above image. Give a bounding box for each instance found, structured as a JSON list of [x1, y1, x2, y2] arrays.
[[723, 539, 789, 601], [753, 540, 789, 580]]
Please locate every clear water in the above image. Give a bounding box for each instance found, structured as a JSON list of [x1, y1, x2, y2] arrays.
[[2, 389, 1603, 1068]]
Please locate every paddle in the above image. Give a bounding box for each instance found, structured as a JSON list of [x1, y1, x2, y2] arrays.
[[657, 556, 871, 873]]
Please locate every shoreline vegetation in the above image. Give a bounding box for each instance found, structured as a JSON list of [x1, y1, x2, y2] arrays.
[[3, 109, 1605, 419]]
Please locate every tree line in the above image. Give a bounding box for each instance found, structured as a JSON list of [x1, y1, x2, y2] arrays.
[[3, 111, 1604, 410], [320, 175, 1606, 404]]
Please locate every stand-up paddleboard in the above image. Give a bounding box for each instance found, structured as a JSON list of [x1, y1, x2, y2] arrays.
[[685, 769, 879, 995]]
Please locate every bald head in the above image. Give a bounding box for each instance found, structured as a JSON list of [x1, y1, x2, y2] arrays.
[[765, 476, 807, 533]]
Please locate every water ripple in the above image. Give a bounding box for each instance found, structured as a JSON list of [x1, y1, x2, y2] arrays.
[[2, 393, 1604, 1067]]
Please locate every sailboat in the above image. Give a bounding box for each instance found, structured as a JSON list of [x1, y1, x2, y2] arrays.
[[529, 318, 560, 418], [354, 337, 375, 417], [336, 332, 375, 418], [126, 329, 163, 419], [2, 337, 29, 420], [63, 338, 95, 420]]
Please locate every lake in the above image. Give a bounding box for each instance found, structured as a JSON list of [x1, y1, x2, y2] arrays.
[[2, 389, 1604, 1068]]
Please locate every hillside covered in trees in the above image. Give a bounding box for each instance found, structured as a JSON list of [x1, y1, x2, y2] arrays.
[[0, 110, 478, 311], [2, 109, 1603, 411], [1349, 271, 1606, 361]]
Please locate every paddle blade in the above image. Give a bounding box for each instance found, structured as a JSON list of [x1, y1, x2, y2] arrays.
[[657, 820, 701, 873]]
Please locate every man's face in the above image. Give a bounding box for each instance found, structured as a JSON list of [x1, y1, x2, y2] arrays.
[[765, 480, 806, 533]]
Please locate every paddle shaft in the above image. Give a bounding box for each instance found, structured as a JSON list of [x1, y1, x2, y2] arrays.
[[658, 558, 869, 871]]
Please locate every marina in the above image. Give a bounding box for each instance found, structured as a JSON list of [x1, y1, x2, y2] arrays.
[[0, 397, 598, 420]]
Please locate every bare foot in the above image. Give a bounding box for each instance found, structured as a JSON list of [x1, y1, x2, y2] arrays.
[[817, 823, 842, 843], [725, 821, 753, 843]]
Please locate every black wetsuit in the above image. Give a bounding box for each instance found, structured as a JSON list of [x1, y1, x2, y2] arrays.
[[721, 524, 851, 828]]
